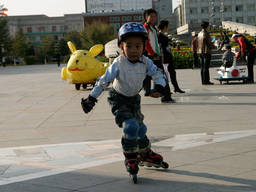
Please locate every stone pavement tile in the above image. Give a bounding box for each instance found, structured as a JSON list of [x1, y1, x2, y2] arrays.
[[1, 164, 50, 178], [0, 165, 9, 175], [235, 170, 256, 180], [0, 138, 50, 148], [181, 136, 256, 156], [0, 182, 71, 192], [160, 149, 225, 168], [146, 169, 254, 192], [196, 151, 256, 170], [0, 129, 47, 142], [26, 171, 121, 191]]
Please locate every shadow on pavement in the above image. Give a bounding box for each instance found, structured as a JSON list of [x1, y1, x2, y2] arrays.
[[0, 169, 255, 192]]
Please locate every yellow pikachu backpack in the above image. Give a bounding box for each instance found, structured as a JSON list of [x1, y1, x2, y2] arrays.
[[61, 41, 109, 90]]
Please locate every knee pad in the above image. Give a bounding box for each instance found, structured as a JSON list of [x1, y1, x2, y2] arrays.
[[123, 118, 139, 140], [138, 123, 147, 138]]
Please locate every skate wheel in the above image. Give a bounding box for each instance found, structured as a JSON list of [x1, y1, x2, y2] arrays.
[[161, 161, 169, 169]]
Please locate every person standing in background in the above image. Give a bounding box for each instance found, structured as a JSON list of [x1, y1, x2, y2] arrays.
[[143, 8, 161, 96], [197, 21, 215, 85], [143, 10, 174, 103], [231, 33, 256, 83], [191, 33, 199, 69], [158, 20, 185, 93]]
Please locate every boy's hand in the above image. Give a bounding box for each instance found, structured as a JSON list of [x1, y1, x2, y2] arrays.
[[81, 95, 97, 114], [149, 90, 162, 98], [149, 85, 165, 98]]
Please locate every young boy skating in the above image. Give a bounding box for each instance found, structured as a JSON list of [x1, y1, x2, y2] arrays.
[[81, 22, 168, 183]]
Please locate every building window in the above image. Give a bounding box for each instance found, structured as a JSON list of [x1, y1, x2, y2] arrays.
[[201, 7, 208, 14], [224, 6, 232, 12], [248, 16, 255, 24], [134, 15, 143, 21], [52, 26, 56, 32], [190, 8, 197, 14], [236, 17, 243, 23], [224, 17, 232, 21], [109, 16, 120, 23], [64, 25, 69, 31], [27, 27, 32, 33], [247, 4, 255, 12], [122, 16, 132, 22], [235, 5, 243, 12], [38, 26, 45, 32]]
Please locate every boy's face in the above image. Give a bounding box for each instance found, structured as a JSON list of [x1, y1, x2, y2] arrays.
[[146, 13, 157, 25], [121, 36, 144, 62]]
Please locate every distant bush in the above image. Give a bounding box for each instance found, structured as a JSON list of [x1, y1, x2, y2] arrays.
[[24, 56, 37, 65], [172, 49, 193, 69]]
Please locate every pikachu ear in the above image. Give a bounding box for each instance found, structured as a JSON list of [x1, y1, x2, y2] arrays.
[[67, 41, 77, 53], [89, 44, 104, 57]]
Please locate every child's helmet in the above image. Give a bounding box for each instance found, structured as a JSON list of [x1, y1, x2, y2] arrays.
[[118, 22, 148, 45]]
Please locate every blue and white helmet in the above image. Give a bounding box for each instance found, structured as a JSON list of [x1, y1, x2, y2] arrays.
[[118, 22, 148, 45]]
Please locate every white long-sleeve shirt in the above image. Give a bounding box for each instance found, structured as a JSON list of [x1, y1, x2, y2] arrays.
[[90, 55, 166, 98]]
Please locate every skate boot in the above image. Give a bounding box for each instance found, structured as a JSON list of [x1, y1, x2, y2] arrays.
[[139, 149, 169, 169], [124, 152, 139, 184]]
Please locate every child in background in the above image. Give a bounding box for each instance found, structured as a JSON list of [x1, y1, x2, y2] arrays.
[[81, 22, 169, 183], [222, 44, 235, 68]]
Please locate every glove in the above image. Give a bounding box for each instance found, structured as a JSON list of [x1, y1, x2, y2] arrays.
[[149, 84, 165, 98], [81, 95, 97, 114]]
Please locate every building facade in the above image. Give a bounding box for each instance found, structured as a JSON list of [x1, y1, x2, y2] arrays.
[[83, 10, 144, 33], [84, 0, 174, 32], [180, 0, 256, 27], [7, 14, 84, 47], [85, 0, 152, 13]]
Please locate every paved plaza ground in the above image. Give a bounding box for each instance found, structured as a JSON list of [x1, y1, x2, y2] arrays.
[[0, 64, 256, 192]]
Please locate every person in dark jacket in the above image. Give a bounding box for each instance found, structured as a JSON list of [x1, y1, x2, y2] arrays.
[[232, 33, 256, 83], [217, 31, 230, 51], [191, 33, 199, 69], [158, 20, 185, 93]]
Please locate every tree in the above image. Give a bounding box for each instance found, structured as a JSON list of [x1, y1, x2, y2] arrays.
[[12, 29, 27, 63], [40, 35, 54, 64], [65, 31, 82, 49], [0, 17, 11, 59], [58, 38, 69, 56], [80, 22, 115, 49]]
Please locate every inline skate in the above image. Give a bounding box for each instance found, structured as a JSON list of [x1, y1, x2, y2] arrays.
[[124, 153, 139, 184], [139, 149, 169, 169]]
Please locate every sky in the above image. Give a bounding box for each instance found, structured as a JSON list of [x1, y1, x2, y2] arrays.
[[1, 0, 180, 17]]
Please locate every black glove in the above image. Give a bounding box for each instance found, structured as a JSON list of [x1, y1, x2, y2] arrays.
[[154, 84, 166, 95], [149, 84, 165, 98], [81, 95, 97, 114]]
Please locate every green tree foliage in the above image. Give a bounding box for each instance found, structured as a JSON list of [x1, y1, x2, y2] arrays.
[[0, 17, 11, 56], [40, 35, 54, 64], [80, 22, 115, 49], [65, 31, 82, 49], [58, 38, 69, 56], [12, 29, 27, 59]]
